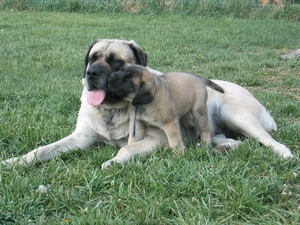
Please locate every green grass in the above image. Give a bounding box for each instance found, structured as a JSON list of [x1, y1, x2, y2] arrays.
[[1, 0, 300, 21], [0, 10, 300, 224]]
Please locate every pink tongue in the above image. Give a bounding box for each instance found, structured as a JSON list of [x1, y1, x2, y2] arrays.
[[87, 89, 106, 106]]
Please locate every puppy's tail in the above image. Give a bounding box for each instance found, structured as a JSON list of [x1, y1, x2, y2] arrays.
[[202, 78, 224, 93]]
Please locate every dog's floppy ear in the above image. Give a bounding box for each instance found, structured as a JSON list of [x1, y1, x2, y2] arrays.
[[132, 81, 154, 106], [129, 40, 147, 67], [83, 41, 98, 78]]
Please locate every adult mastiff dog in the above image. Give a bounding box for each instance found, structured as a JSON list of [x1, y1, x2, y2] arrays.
[[1, 39, 294, 169]]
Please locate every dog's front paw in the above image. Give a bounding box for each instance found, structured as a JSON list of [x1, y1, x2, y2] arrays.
[[1, 157, 18, 168], [101, 158, 123, 170]]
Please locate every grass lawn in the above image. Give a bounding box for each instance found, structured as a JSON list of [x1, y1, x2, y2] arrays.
[[0, 10, 300, 224]]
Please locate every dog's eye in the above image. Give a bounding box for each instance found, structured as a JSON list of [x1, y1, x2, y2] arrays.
[[88, 55, 96, 63], [111, 59, 125, 71], [112, 59, 123, 64]]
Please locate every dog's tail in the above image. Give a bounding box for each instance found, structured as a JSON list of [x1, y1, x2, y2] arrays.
[[201, 78, 224, 93], [259, 107, 277, 132]]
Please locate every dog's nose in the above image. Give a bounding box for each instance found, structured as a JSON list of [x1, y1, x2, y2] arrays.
[[86, 67, 99, 78]]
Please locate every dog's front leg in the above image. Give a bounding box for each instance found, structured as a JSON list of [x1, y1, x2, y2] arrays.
[[1, 131, 99, 168], [101, 128, 168, 170]]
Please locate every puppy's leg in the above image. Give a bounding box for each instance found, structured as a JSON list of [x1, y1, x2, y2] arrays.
[[221, 108, 294, 158], [101, 128, 168, 170], [1, 131, 98, 167], [180, 112, 200, 142], [162, 119, 185, 153], [192, 106, 212, 147]]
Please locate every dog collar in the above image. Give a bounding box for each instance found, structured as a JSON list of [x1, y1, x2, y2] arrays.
[[132, 105, 138, 137]]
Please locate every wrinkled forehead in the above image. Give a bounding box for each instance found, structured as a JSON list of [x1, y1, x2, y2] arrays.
[[126, 65, 147, 75], [89, 40, 136, 63], [125, 66, 150, 82]]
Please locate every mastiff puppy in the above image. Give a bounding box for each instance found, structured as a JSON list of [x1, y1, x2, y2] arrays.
[[108, 65, 224, 152], [1, 39, 294, 169]]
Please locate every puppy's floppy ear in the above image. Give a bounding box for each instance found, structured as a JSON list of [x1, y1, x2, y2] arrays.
[[83, 41, 98, 78], [128, 40, 147, 67], [132, 81, 154, 106]]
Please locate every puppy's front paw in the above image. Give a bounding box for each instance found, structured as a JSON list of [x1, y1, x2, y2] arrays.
[[101, 159, 123, 170]]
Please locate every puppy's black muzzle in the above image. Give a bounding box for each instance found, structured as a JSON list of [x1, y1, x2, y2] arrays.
[[108, 71, 133, 99], [108, 71, 122, 89]]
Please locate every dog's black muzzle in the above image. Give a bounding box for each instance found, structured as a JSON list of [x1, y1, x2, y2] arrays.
[[85, 64, 112, 92], [86, 66, 101, 80]]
